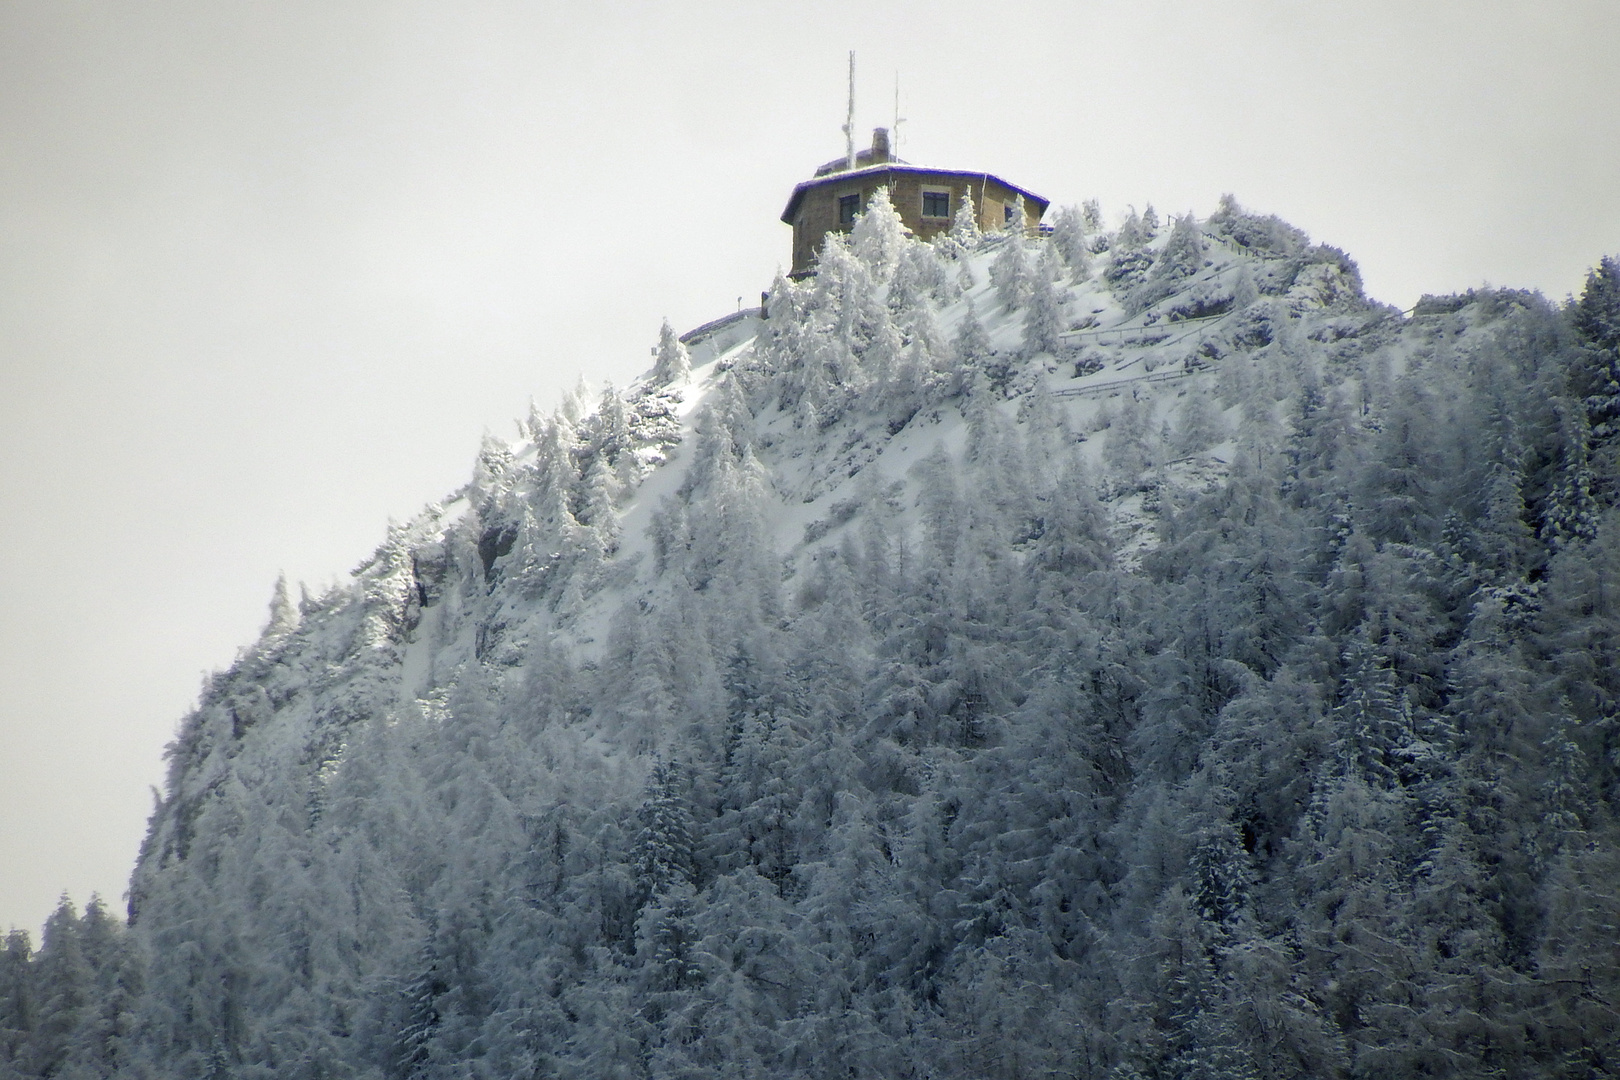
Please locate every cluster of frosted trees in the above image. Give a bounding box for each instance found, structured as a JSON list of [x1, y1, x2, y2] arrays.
[[6, 203, 1620, 1079]]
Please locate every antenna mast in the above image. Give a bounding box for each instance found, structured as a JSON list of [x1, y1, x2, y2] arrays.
[[842, 51, 856, 170], [893, 72, 906, 161]]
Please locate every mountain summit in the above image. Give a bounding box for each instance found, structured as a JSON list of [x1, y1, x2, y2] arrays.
[[8, 192, 1620, 1080]]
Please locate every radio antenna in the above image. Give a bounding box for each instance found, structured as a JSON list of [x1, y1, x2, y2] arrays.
[[842, 51, 856, 170], [893, 71, 906, 161]]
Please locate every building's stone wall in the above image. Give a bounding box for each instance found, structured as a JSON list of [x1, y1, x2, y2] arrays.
[[786, 168, 1045, 277]]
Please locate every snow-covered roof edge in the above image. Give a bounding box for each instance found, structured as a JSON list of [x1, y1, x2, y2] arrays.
[[780, 164, 1050, 224]]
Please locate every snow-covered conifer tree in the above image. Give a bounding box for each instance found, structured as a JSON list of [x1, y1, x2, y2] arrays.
[[470, 431, 514, 509], [851, 185, 905, 282], [949, 192, 981, 248], [1544, 408, 1599, 547], [577, 454, 620, 545], [0, 929, 30, 1068], [951, 299, 992, 389], [1153, 213, 1207, 283], [530, 413, 579, 529], [1049, 203, 1091, 281], [650, 318, 691, 387], [888, 242, 925, 316], [990, 232, 1032, 313], [1334, 637, 1409, 787], [1115, 206, 1145, 251], [1172, 390, 1229, 456], [634, 758, 697, 902], [1103, 390, 1161, 482], [590, 383, 631, 467], [1022, 244, 1067, 357], [1082, 197, 1103, 234], [263, 573, 298, 641], [1570, 255, 1620, 449], [24, 899, 89, 1079]]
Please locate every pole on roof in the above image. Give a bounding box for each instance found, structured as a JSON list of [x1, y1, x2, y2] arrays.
[[893, 72, 905, 161], [842, 52, 856, 171]]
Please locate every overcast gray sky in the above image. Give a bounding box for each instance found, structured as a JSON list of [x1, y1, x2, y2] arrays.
[[3, 0, 1617, 937]]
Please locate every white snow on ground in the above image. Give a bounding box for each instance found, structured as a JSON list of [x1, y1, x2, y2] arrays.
[[324, 207, 1395, 699]]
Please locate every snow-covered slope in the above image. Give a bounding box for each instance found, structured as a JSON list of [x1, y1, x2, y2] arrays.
[[29, 193, 1620, 1079]]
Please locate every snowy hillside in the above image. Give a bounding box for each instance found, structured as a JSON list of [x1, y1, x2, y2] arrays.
[[8, 192, 1620, 1080]]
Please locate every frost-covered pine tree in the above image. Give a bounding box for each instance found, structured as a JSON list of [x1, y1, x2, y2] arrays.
[[470, 431, 515, 508], [1544, 410, 1599, 547], [1172, 389, 1229, 456], [949, 191, 981, 249], [577, 454, 620, 544], [1334, 637, 1409, 787], [1153, 213, 1207, 283], [888, 243, 926, 317], [591, 383, 631, 467], [650, 318, 691, 387], [952, 299, 992, 389], [1049, 204, 1091, 281], [990, 232, 1033, 313], [1082, 198, 1104, 233], [1022, 245, 1066, 357], [530, 413, 579, 529], [851, 185, 906, 282], [634, 758, 697, 902], [0, 929, 30, 1067], [262, 573, 298, 641], [1115, 206, 1146, 251], [1102, 390, 1161, 482], [1570, 255, 1620, 446], [1140, 203, 1160, 239]]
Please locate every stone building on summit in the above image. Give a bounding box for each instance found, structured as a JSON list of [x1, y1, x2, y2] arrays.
[[780, 127, 1049, 277]]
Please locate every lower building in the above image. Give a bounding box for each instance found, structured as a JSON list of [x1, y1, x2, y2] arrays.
[[780, 127, 1049, 277]]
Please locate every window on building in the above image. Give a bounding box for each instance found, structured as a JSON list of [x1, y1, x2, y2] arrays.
[[1004, 202, 1018, 224], [839, 194, 861, 226], [921, 189, 951, 218]]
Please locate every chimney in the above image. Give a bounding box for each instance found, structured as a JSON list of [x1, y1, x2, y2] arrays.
[[870, 127, 890, 164]]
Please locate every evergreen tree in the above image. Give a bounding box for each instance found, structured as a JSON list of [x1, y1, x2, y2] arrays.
[[0, 930, 31, 1077], [635, 759, 698, 903], [1141, 203, 1160, 239], [1570, 257, 1620, 509], [25, 898, 89, 1079], [263, 572, 298, 642], [851, 185, 906, 282], [1334, 636, 1410, 788], [1152, 212, 1207, 283], [1049, 203, 1092, 281], [989, 233, 1032, 313], [1543, 405, 1599, 547], [396, 937, 447, 1079], [952, 299, 992, 391], [949, 191, 982, 248], [1573, 255, 1620, 354], [1082, 198, 1104, 234], [651, 318, 692, 387], [1021, 244, 1067, 357], [1115, 206, 1146, 251]]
